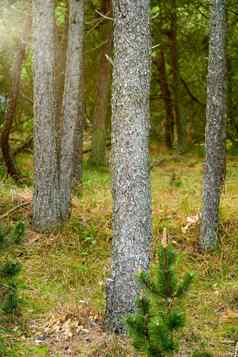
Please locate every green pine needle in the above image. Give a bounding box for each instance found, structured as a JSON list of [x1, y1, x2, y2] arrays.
[[1, 261, 21, 278], [126, 241, 193, 356], [11, 221, 25, 244]]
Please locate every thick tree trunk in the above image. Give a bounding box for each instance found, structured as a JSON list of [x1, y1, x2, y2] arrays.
[[32, 0, 62, 232], [90, 0, 112, 167], [200, 0, 226, 250], [157, 48, 174, 149], [106, 0, 152, 333], [1, 13, 31, 180], [60, 0, 84, 219]]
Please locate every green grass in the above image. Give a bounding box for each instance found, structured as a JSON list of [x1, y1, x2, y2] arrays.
[[1, 154, 238, 355]]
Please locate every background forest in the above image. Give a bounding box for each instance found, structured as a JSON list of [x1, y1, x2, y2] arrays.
[[0, 0, 238, 356]]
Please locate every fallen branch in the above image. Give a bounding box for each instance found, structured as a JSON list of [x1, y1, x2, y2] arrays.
[[0, 202, 31, 221]]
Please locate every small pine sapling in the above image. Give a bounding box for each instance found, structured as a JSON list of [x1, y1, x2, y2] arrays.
[[126, 229, 194, 357], [0, 336, 7, 356], [0, 227, 5, 247], [0, 261, 22, 313], [0, 222, 25, 315], [10, 221, 25, 244], [0, 221, 25, 249]]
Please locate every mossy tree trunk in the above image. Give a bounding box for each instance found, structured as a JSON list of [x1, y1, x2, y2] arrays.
[[106, 0, 152, 333], [200, 0, 226, 250]]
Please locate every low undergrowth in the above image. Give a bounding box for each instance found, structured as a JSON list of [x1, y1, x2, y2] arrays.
[[0, 153, 238, 356]]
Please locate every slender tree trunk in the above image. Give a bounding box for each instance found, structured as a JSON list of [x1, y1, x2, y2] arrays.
[[1, 13, 31, 180], [32, 0, 62, 232], [55, 2, 69, 151], [169, 0, 185, 152], [200, 0, 226, 250], [60, 0, 84, 219], [90, 0, 112, 167], [72, 73, 84, 184], [157, 48, 174, 149], [226, 55, 236, 140], [155, 0, 174, 148], [106, 0, 152, 333], [72, 4, 85, 184]]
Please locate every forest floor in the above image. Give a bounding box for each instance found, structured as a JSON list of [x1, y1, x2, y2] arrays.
[[1, 151, 238, 356]]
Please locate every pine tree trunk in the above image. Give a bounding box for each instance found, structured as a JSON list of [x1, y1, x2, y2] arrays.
[[157, 48, 174, 149], [155, 0, 174, 149], [200, 0, 226, 250], [55, 2, 69, 153], [169, 0, 185, 152], [106, 0, 152, 333], [72, 2, 85, 184], [72, 64, 84, 184], [1, 13, 31, 180], [60, 0, 84, 219], [32, 0, 62, 232], [90, 0, 112, 167]]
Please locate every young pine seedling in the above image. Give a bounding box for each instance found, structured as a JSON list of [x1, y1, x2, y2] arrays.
[[126, 229, 194, 357]]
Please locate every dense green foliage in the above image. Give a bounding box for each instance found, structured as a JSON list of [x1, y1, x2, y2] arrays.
[[126, 235, 193, 356]]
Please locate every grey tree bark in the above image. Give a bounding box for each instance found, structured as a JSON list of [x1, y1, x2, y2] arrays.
[[72, 3, 84, 184], [60, 0, 84, 219], [32, 0, 62, 232], [106, 0, 152, 333], [55, 2, 69, 152], [200, 0, 226, 250]]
